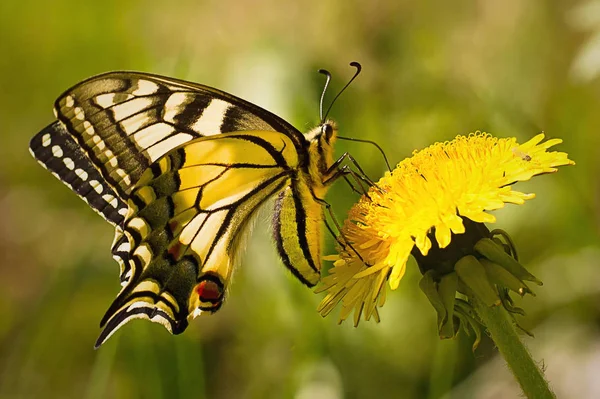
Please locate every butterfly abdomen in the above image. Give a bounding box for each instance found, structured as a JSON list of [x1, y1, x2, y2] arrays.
[[271, 120, 338, 286], [273, 178, 324, 287]]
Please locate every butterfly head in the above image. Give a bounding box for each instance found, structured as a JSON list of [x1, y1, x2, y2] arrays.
[[305, 119, 338, 179], [306, 119, 338, 144], [320, 119, 338, 144]]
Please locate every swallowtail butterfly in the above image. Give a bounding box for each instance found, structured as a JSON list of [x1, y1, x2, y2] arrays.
[[30, 65, 362, 347]]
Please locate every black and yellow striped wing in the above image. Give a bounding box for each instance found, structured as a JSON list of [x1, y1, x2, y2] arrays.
[[30, 121, 128, 224], [29, 72, 305, 225], [30, 71, 337, 347], [97, 131, 301, 346]]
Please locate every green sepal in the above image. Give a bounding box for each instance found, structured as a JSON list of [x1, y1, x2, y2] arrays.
[[455, 255, 500, 307], [491, 237, 513, 258], [454, 300, 483, 351], [499, 289, 526, 316], [419, 271, 447, 331], [480, 258, 535, 297], [438, 272, 458, 339], [475, 238, 542, 285], [490, 229, 519, 260]]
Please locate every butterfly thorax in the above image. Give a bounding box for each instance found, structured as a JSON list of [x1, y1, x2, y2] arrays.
[[305, 120, 338, 196]]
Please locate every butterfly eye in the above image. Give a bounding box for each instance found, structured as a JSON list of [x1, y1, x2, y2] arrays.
[[195, 275, 224, 306], [322, 124, 334, 141]]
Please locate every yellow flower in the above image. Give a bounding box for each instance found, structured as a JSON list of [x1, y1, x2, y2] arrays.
[[317, 132, 574, 325]]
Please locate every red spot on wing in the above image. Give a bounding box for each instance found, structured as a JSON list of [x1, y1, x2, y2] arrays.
[[168, 241, 185, 259], [196, 280, 223, 303]]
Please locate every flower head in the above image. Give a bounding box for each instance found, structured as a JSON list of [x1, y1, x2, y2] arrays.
[[317, 132, 574, 326]]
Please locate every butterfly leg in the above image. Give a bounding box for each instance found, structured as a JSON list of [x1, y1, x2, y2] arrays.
[[324, 152, 387, 197], [322, 216, 347, 249], [313, 195, 368, 264], [343, 175, 368, 196], [325, 152, 377, 186], [325, 165, 371, 199]]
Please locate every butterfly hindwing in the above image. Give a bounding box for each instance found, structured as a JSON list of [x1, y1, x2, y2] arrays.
[[95, 131, 300, 346]]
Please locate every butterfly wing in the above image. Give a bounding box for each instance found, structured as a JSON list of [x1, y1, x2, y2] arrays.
[[96, 131, 300, 347], [30, 121, 128, 225], [28, 72, 335, 347], [29, 72, 306, 224]]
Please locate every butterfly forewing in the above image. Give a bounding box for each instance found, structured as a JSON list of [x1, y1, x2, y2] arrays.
[[29, 121, 128, 225], [31, 72, 305, 213]]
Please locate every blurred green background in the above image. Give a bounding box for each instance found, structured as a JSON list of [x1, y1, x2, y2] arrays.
[[0, 1, 597, 398]]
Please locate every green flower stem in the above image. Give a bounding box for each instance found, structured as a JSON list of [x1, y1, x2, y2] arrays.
[[471, 298, 555, 399]]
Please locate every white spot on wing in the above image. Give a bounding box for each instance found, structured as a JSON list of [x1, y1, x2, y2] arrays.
[[75, 168, 89, 181], [120, 111, 149, 135], [128, 217, 149, 238], [163, 92, 196, 123], [132, 80, 160, 96], [63, 157, 75, 170], [90, 180, 103, 194], [65, 95, 75, 108], [133, 243, 153, 266], [52, 145, 63, 158], [95, 93, 134, 108], [95, 93, 117, 108], [102, 193, 119, 208], [42, 133, 51, 147], [192, 308, 202, 319], [74, 107, 85, 120], [116, 241, 131, 252], [111, 97, 154, 122], [133, 280, 160, 294], [129, 217, 146, 230], [104, 149, 117, 167], [145, 133, 193, 161], [83, 121, 95, 135], [115, 169, 131, 186], [132, 123, 175, 149], [192, 99, 230, 135]]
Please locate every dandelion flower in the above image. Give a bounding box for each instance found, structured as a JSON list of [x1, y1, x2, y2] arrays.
[[317, 132, 574, 333]]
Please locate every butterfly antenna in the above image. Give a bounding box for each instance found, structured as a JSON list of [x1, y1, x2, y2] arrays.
[[337, 136, 392, 172], [318, 69, 332, 123], [322, 62, 362, 121]]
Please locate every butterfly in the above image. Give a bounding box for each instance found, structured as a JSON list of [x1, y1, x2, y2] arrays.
[[29, 64, 364, 347]]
